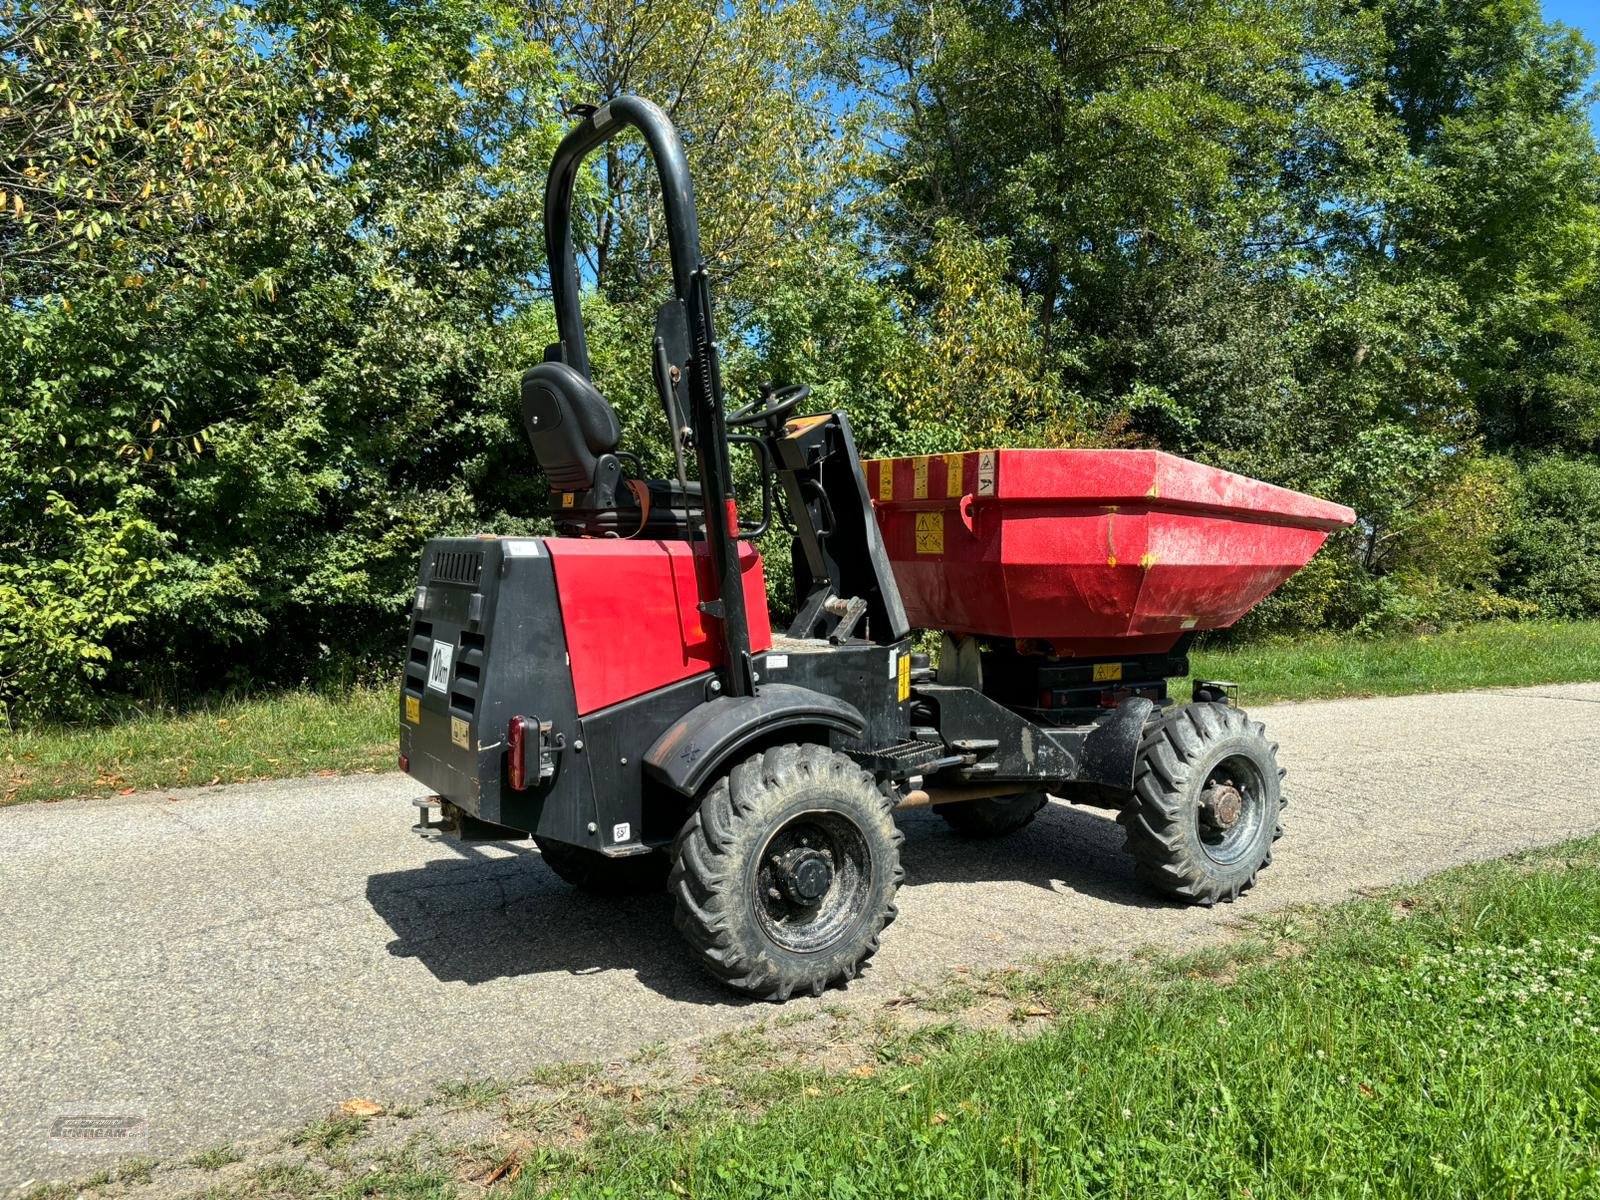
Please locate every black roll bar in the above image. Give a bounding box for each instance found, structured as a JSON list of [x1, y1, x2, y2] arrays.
[[542, 96, 756, 698], [545, 98, 702, 378]]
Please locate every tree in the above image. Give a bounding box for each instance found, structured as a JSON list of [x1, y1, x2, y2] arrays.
[[1, 0, 569, 718], [1367, 0, 1600, 454]]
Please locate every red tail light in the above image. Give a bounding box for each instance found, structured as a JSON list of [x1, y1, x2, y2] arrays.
[[508, 716, 528, 790], [399, 753, 410, 773]]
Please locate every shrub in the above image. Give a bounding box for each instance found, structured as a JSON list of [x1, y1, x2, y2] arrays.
[[1500, 455, 1600, 619], [0, 496, 162, 725]]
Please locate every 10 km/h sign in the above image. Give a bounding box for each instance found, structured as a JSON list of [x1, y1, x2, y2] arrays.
[[427, 641, 454, 693]]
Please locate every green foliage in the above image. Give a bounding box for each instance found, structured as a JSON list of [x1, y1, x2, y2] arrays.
[[883, 221, 1090, 454], [0, 495, 161, 724], [1501, 455, 1600, 618], [3, 0, 567, 716]]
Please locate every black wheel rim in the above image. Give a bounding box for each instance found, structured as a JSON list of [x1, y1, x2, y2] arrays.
[[753, 810, 871, 954], [1195, 754, 1267, 866]]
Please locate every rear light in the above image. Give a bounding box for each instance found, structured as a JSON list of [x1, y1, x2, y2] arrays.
[[508, 716, 529, 790], [399, 753, 410, 773], [508, 715, 558, 789]]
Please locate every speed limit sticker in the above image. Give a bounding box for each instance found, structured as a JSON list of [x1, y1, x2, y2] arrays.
[[427, 640, 454, 693]]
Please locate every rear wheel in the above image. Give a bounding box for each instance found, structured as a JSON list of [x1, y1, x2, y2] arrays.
[[1119, 703, 1284, 906], [938, 791, 1048, 837], [670, 744, 903, 1000], [533, 837, 671, 895]]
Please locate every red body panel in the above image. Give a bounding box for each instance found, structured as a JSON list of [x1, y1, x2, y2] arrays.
[[867, 449, 1356, 657], [546, 538, 772, 714]]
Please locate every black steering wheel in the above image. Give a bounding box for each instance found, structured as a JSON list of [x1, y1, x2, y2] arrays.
[[726, 382, 810, 429]]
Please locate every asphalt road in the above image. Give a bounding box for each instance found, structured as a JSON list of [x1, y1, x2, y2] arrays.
[[5, 682, 1600, 1190]]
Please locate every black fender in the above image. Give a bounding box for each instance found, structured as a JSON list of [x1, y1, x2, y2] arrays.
[[643, 683, 866, 797], [1078, 697, 1157, 793]]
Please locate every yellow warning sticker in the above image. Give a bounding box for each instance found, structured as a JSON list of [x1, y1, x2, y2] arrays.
[[897, 651, 911, 702], [1093, 662, 1123, 683], [945, 453, 964, 497], [877, 462, 893, 501], [451, 716, 470, 749], [914, 510, 944, 554], [561, 492, 575, 508], [405, 695, 420, 725], [912, 456, 928, 499]]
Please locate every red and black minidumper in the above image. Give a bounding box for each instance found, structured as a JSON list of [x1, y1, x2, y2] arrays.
[[397, 96, 1356, 1000]]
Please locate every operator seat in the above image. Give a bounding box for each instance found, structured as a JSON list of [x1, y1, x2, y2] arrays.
[[520, 360, 702, 537], [521, 361, 621, 492]]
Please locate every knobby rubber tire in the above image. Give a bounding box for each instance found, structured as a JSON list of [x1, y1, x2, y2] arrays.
[[534, 836, 671, 895], [938, 791, 1048, 837], [669, 743, 904, 1000], [1118, 703, 1285, 906]]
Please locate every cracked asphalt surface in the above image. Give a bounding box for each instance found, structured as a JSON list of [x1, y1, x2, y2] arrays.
[[5, 682, 1600, 1190]]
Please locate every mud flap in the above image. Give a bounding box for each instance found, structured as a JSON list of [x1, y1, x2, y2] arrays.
[[1078, 697, 1157, 793]]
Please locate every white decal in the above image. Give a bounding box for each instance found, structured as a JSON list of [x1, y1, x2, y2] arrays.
[[767, 654, 789, 670], [426, 640, 454, 693], [612, 822, 631, 843]]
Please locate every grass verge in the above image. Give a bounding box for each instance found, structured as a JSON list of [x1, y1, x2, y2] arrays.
[[5, 619, 1600, 806], [518, 836, 1600, 1198], [1188, 618, 1600, 704], [1, 688, 395, 807]]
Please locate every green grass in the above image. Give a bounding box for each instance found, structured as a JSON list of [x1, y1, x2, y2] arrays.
[[186, 1143, 244, 1171], [519, 837, 1600, 1199], [2, 687, 395, 806], [1187, 618, 1600, 704], [286, 1112, 370, 1154], [5, 620, 1599, 806]]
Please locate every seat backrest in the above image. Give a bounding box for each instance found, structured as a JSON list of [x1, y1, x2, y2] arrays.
[[520, 362, 622, 491]]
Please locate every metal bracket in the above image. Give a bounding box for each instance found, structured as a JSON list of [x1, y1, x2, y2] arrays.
[[538, 722, 562, 784], [1193, 679, 1240, 707]]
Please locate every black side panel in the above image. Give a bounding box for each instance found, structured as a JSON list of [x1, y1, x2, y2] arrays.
[[571, 674, 707, 854], [399, 538, 592, 840], [643, 683, 866, 797], [758, 640, 911, 753]]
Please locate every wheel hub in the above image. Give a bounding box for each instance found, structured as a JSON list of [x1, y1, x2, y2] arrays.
[[773, 848, 833, 905], [1199, 782, 1244, 831]]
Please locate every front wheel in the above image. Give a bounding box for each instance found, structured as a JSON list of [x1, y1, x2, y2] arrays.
[[1118, 703, 1284, 906], [670, 744, 904, 1000]]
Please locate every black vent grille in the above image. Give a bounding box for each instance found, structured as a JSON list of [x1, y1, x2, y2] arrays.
[[450, 630, 485, 718], [432, 549, 483, 586], [405, 620, 433, 693]]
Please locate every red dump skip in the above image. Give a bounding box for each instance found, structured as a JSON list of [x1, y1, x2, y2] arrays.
[[868, 449, 1356, 658]]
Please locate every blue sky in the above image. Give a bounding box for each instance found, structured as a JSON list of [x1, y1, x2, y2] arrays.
[[1543, 0, 1600, 132]]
